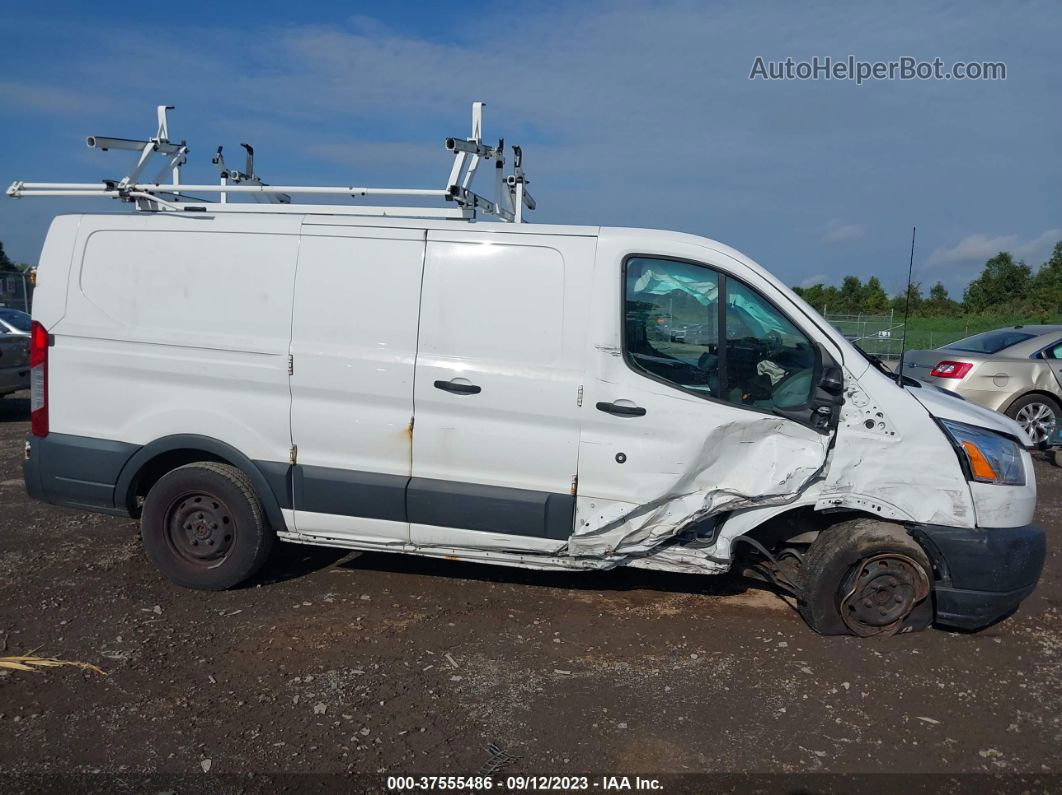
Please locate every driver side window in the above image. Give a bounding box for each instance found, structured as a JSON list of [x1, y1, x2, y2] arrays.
[[724, 279, 816, 409], [623, 257, 816, 411], [624, 258, 722, 397]]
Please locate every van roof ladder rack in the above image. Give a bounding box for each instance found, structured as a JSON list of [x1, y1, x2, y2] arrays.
[[6, 102, 536, 222], [212, 143, 291, 205]]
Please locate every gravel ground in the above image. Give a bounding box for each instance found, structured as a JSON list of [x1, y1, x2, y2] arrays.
[[0, 390, 1059, 792]]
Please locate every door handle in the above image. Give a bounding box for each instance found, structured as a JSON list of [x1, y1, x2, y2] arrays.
[[596, 401, 646, 417], [434, 379, 481, 395]]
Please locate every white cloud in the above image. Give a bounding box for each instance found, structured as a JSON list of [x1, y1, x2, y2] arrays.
[[0, 80, 108, 115], [926, 229, 1062, 267], [822, 219, 865, 244]]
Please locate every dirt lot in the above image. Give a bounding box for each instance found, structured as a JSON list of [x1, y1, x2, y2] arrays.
[[0, 390, 1060, 791]]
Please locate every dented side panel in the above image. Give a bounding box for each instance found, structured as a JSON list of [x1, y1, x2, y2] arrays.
[[815, 365, 977, 528], [574, 411, 829, 557], [571, 230, 842, 561]]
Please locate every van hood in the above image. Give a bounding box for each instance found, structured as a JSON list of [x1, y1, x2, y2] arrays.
[[908, 380, 1031, 445]]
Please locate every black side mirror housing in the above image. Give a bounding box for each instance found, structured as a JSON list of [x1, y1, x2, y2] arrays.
[[820, 366, 844, 395]]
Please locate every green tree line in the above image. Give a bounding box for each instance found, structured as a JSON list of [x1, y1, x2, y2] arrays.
[[793, 240, 1062, 318], [0, 242, 34, 274]]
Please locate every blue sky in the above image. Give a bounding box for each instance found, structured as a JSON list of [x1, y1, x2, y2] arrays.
[[1, 1, 1059, 297]]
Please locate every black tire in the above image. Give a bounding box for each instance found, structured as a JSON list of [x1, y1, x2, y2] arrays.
[[798, 518, 933, 637], [1005, 393, 1061, 448], [141, 462, 274, 590]]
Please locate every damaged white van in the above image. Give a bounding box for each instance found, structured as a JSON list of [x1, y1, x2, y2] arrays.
[[9, 105, 1045, 637]]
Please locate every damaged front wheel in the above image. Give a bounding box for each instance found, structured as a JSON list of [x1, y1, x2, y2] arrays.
[[798, 519, 934, 637]]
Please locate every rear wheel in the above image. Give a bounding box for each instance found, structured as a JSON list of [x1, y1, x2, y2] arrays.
[[1005, 393, 1060, 448], [141, 462, 274, 590], [798, 519, 933, 637]]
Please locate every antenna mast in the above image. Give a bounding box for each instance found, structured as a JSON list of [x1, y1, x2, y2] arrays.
[[895, 226, 917, 388]]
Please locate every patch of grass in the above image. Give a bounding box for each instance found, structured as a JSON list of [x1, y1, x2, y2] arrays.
[[904, 314, 1062, 351]]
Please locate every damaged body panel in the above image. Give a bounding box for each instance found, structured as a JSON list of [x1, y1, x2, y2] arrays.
[[572, 413, 829, 559], [571, 230, 845, 567], [813, 366, 979, 527], [23, 210, 1045, 632], [565, 228, 1036, 583]]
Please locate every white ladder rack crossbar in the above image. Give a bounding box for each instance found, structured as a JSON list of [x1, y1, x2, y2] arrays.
[[6, 102, 536, 223], [10, 183, 450, 198]]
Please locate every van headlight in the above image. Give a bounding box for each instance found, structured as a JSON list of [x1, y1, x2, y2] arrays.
[[939, 419, 1025, 486]]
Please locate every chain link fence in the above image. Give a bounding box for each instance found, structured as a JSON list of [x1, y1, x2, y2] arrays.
[[0, 271, 31, 312], [919, 329, 971, 350], [823, 311, 905, 360]]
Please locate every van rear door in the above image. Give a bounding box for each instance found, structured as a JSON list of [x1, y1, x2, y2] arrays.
[[288, 224, 425, 543], [408, 229, 596, 551]]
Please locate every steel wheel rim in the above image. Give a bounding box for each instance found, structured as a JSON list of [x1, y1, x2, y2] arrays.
[[838, 553, 931, 637], [163, 491, 236, 569], [1015, 402, 1056, 445]]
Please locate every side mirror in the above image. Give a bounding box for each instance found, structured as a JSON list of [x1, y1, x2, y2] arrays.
[[820, 366, 844, 395]]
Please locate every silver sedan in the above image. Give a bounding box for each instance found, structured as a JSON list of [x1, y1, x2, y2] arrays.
[[903, 325, 1062, 445]]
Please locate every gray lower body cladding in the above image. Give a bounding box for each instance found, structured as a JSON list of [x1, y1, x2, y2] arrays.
[[22, 433, 575, 540], [22, 433, 1047, 631], [23, 432, 138, 516]]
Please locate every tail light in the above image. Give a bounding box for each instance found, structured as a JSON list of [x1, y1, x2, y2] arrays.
[[29, 321, 48, 437], [930, 360, 972, 379]]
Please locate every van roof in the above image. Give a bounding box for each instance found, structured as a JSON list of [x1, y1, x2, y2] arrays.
[[57, 208, 765, 281], [55, 208, 600, 238]]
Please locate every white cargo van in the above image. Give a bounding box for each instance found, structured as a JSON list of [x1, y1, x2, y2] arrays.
[[9, 105, 1045, 636]]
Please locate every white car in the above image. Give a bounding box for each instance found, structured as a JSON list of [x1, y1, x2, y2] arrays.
[[0, 306, 30, 397], [9, 107, 1046, 637]]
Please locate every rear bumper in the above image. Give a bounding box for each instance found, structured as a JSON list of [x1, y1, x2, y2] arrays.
[[23, 433, 139, 516], [910, 523, 1046, 630]]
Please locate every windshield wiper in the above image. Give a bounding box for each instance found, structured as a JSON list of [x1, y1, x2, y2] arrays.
[[853, 344, 921, 388]]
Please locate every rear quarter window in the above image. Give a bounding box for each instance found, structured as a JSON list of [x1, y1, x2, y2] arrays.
[[945, 330, 1035, 355], [0, 309, 31, 332]]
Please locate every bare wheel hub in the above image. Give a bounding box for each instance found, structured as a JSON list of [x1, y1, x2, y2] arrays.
[[838, 553, 930, 637]]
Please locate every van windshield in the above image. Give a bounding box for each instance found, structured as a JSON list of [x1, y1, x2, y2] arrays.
[[944, 330, 1035, 355]]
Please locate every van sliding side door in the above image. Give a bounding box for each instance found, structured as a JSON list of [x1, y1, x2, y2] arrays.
[[288, 224, 426, 543], [408, 230, 596, 552]]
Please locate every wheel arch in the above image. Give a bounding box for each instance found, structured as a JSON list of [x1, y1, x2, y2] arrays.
[[715, 500, 915, 559], [114, 434, 289, 532], [729, 504, 953, 584], [1000, 388, 1062, 415]]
